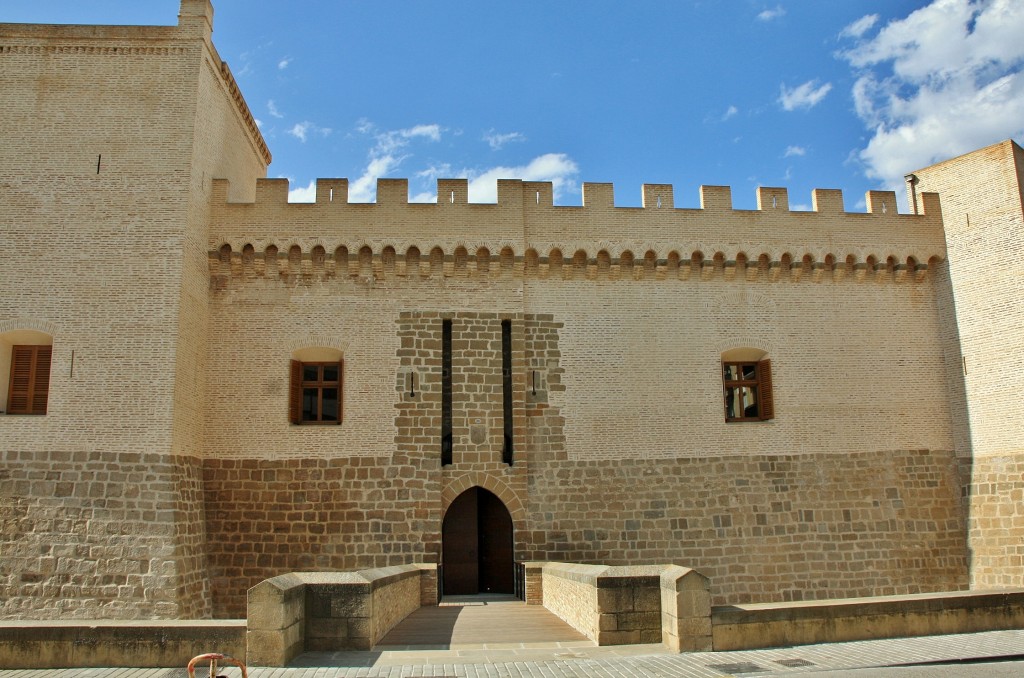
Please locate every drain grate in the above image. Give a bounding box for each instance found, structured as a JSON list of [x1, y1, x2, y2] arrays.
[[775, 658, 815, 668], [707, 662, 769, 674]]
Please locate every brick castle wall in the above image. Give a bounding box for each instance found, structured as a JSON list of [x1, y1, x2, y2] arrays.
[[199, 256, 967, 614]]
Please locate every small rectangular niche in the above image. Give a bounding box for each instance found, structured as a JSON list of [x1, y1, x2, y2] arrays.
[[526, 367, 548, 404], [399, 368, 421, 402]]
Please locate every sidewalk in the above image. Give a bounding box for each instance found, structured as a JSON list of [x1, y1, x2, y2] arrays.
[[1, 629, 1022, 677]]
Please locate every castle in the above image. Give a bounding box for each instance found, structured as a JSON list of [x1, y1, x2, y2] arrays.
[[2, 0, 1023, 621]]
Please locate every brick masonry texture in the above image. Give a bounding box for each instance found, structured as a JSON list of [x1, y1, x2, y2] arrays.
[[1, 1, 1022, 621], [912, 141, 1024, 590]]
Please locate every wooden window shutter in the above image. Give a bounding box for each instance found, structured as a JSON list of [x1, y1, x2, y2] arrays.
[[7, 345, 51, 415], [289, 359, 302, 424], [31, 346, 52, 414], [337, 359, 344, 424], [8, 346, 33, 414], [758, 358, 774, 420]]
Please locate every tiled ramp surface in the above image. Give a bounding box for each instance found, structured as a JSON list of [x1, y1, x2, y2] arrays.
[[376, 594, 590, 648]]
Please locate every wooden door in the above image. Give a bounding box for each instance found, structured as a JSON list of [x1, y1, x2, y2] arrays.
[[442, 487, 514, 595], [478, 490, 514, 593], [442, 489, 479, 595]]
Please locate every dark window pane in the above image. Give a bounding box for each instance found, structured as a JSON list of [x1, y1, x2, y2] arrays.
[[322, 388, 339, 421], [742, 386, 759, 417], [724, 364, 739, 381], [725, 387, 739, 418], [303, 365, 320, 381], [302, 388, 319, 420], [322, 365, 339, 382], [742, 364, 757, 380]]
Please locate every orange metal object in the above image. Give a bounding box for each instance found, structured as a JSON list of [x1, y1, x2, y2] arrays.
[[187, 652, 248, 678]]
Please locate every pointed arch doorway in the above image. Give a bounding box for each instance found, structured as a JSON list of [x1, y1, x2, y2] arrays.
[[442, 487, 514, 595]]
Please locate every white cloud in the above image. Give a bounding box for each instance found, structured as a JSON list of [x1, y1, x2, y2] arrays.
[[840, 14, 879, 39], [484, 130, 526, 150], [467, 153, 579, 203], [779, 80, 833, 110], [722, 105, 739, 121], [345, 121, 577, 204], [267, 100, 284, 119], [350, 155, 403, 202], [254, 118, 263, 129], [416, 164, 453, 184], [345, 122, 444, 202], [784, 145, 806, 157], [758, 5, 786, 21], [355, 118, 374, 135], [403, 124, 442, 140], [287, 121, 332, 143], [370, 124, 443, 155], [839, 0, 1024, 190], [288, 180, 316, 203], [288, 122, 309, 142], [278, 57, 292, 70]]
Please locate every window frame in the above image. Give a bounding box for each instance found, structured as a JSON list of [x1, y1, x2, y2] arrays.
[[6, 344, 52, 416], [289, 359, 343, 425], [722, 358, 773, 422]]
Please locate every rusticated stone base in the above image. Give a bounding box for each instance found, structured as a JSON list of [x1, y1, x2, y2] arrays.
[[202, 448, 968, 617]]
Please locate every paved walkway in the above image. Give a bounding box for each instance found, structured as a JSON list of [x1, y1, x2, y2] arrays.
[[1, 628, 1023, 677], [376, 594, 588, 647]]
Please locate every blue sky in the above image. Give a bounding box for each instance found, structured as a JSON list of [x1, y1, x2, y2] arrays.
[[4, 0, 1024, 210]]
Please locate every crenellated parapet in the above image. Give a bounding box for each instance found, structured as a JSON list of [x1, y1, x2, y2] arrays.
[[209, 177, 946, 286]]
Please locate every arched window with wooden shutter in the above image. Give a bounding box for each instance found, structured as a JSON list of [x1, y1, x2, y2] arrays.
[[7, 345, 52, 415], [288, 347, 343, 425], [721, 348, 774, 423]]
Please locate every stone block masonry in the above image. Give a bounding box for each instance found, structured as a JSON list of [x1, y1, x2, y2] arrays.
[[0, 619, 246, 669], [523, 449, 968, 607], [540, 563, 710, 649], [0, 450, 210, 619], [200, 448, 967, 617], [712, 588, 1024, 651], [246, 565, 432, 666], [203, 457, 439, 618]]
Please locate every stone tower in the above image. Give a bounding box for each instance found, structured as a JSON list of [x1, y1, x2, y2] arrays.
[[911, 140, 1024, 589], [0, 0, 268, 617]]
